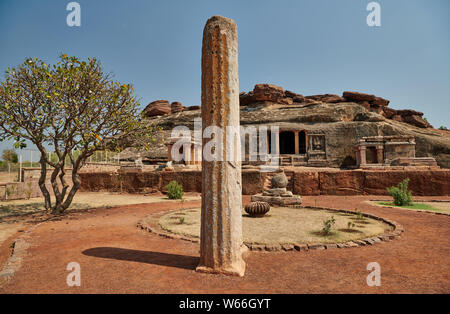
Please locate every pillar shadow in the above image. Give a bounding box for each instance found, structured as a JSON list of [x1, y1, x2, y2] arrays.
[[82, 247, 199, 270]]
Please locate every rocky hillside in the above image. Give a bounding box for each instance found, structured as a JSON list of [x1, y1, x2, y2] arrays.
[[134, 84, 449, 168]]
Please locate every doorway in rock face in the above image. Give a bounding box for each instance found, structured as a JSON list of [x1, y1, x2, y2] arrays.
[[280, 131, 295, 154], [298, 131, 307, 154], [366, 147, 378, 164]]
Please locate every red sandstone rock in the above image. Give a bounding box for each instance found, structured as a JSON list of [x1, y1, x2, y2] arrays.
[[239, 91, 255, 106], [363, 170, 449, 196], [170, 101, 184, 113], [284, 90, 299, 98], [343, 91, 376, 103], [279, 97, 294, 105], [306, 94, 345, 103], [402, 115, 432, 128], [143, 100, 171, 117], [359, 101, 371, 111], [318, 171, 365, 195], [187, 105, 201, 110], [79, 169, 450, 196], [396, 109, 424, 117], [372, 96, 390, 106], [293, 95, 305, 103], [253, 84, 285, 102], [293, 171, 320, 196], [382, 107, 397, 119]]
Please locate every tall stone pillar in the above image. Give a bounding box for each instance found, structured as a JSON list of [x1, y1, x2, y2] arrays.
[[196, 16, 246, 277], [360, 146, 367, 166], [376, 145, 384, 164], [294, 131, 299, 155]]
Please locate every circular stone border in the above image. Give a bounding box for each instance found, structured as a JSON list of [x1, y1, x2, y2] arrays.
[[137, 205, 404, 252]]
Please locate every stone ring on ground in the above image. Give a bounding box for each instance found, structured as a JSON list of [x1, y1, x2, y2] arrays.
[[137, 206, 404, 252]]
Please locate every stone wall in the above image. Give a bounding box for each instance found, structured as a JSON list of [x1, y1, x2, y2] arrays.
[[79, 168, 449, 196]]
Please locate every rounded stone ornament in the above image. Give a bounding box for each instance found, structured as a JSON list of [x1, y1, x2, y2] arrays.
[[271, 171, 288, 188], [245, 201, 271, 217]]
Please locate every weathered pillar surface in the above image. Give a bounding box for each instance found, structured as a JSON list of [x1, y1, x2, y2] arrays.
[[376, 145, 384, 164], [197, 16, 245, 277], [360, 146, 367, 165], [294, 131, 299, 155]]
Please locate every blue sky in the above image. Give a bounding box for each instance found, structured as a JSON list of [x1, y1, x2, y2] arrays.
[[0, 0, 449, 159]]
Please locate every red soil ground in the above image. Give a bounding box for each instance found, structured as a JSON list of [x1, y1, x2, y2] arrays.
[[0, 195, 449, 294]]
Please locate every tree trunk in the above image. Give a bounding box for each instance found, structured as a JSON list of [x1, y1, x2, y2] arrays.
[[38, 155, 52, 211]]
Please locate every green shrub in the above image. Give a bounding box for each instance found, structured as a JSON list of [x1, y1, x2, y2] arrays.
[[166, 181, 183, 200], [386, 178, 413, 206], [322, 216, 336, 235]]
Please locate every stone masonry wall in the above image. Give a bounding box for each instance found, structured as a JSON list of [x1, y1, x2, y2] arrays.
[[79, 169, 449, 196]]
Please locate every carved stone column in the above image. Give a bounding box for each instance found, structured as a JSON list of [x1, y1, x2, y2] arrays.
[[196, 16, 246, 277], [376, 145, 384, 164], [294, 131, 299, 155], [360, 146, 367, 166]]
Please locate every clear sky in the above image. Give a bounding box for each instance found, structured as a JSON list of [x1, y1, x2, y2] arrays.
[[0, 0, 449, 159]]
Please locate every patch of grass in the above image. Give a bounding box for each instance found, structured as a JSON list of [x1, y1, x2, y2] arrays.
[[310, 230, 338, 238], [379, 202, 439, 211]]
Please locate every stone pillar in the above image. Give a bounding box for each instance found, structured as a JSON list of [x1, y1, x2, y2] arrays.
[[360, 146, 367, 166], [376, 145, 384, 164], [197, 16, 246, 277], [294, 131, 299, 155]]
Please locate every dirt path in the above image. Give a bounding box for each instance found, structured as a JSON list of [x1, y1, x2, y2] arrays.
[[1, 195, 449, 293]]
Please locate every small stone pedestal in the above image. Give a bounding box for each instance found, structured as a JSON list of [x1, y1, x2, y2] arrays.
[[251, 171, 302, 206]]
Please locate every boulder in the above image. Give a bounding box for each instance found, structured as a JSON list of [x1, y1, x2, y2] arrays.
[[171, 101, 184, 113], [343, 91, 376, 103], [285, 90, 299, 98], [187, 105, 201, 111], [253, 84, 285, 102], [143, 100, 171, 117], [279, 97, 293, 105], [239, 91, 255, 106], [372, 96, 390, 106], [396, 109, 424, 117], [306, 94, 345, 103], [402, 115, 432, 128], [293, 95, 305, 103], [382, 107, 397, 119]]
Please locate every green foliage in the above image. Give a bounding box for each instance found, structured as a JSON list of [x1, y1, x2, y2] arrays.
[[166, 181, 183, 200], [354, 208, 365, 220], [179, 217, 185, 224], [0, 54, 159, 214], [439, 126, 448, 130], [347, 221, 356, 229], [322, 216, 336, 235], [387, 178, 413, 206], [2, 149, 18, 163]]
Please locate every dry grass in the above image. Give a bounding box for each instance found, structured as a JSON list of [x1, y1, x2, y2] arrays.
[[158, 207, 392, 244]]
